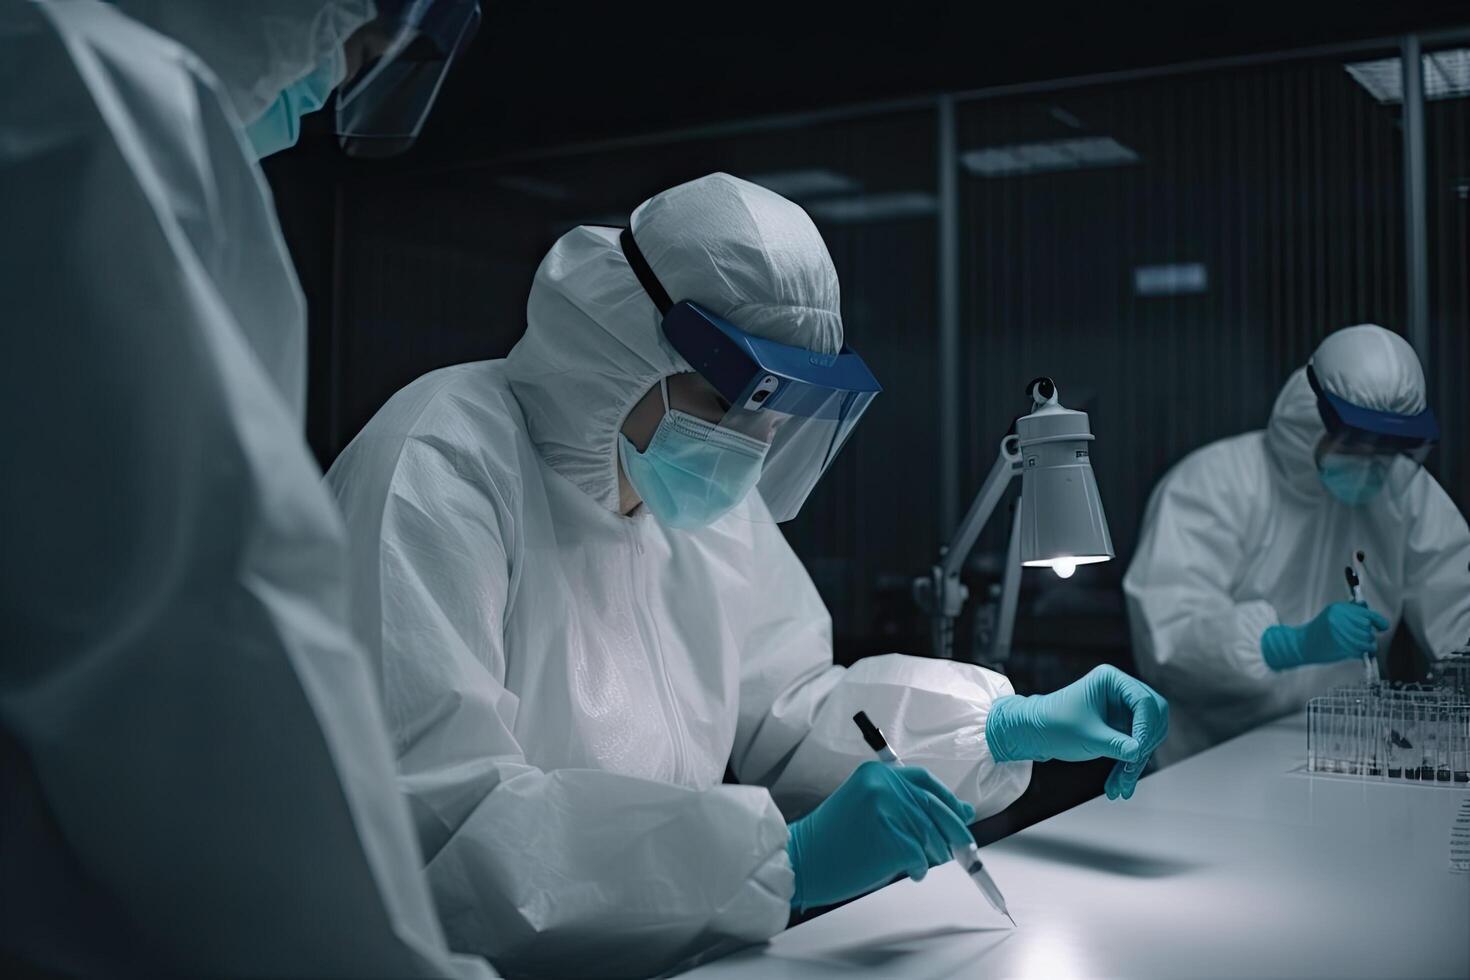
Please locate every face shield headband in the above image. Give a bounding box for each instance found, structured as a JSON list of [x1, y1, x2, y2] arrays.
[[1307, 364, 1438, 466], [618, 227, 881, 522]]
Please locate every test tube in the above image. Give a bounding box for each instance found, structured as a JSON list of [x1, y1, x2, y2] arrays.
[[1400, 694, 1419, 780], [1449, 704, 1463, 783], [1353, 696, 1372, 777], [1321, 699, 1338, 773], [1436, 706, 1454, 783], [1323, 699, 1340, 773], [1454, 705, 1470, 783], [1403, 701, 1421, 780], [1334, 699, 1353, 774], [1347, 698, 1363, 775], [1309, 698, 1340, 774], [1355, 695, 1376, 777], [1307, 699, 1321, 773], [1383, 696, 1399, 779], [1419, 704, 1438, 781], [1368, 690, 1386, 778]]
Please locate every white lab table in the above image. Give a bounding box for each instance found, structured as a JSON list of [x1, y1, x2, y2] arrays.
[[684, 716, 1470, 978]]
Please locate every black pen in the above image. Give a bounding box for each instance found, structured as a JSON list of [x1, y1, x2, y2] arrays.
[[853, 711, 1016, 926]]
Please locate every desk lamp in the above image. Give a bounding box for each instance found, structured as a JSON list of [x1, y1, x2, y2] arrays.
[[914, 378, 1114, 662]]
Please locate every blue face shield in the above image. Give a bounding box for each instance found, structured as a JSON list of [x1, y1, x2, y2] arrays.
[[620, 379, 770, 529], [617, 228, 881, 524], [1306, 364, 1437, 507], [245, 51, 344, 160], [1307, 365, 1438, 465], [1319, 453, 1389, 505]]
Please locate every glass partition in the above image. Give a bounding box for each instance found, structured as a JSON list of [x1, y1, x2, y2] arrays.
[[1425, 42, 1470, 516]]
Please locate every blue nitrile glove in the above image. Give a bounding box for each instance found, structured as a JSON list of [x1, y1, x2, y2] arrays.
[[786, 760, 976, 912], [985, 665, 1170, 801], [1261, 601, 1390, 670]]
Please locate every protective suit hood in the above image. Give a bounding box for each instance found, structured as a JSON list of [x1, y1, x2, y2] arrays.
[[505, 172, 844, 513], [1264, 367, 1330, 499], [1264, 324, 1425, 500], [1312, 323, 1426, 416], [115, 1, 373, 125]]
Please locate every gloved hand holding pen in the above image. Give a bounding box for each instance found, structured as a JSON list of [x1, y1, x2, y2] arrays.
[[785, 761, 976, 912], [984, 665, 1171, 801], [787, 668, 1168, 912]]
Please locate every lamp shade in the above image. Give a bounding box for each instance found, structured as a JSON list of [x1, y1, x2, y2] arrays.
[[1016, 395, 1114, 578]]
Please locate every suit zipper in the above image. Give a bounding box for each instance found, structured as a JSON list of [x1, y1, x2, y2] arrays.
[[626, 521, 687, 782]]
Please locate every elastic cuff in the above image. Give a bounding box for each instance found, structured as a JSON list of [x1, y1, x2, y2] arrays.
[[1261, 624, 1303, 671], [984, 694, 1024, 763], [785, 825, 804, 912]]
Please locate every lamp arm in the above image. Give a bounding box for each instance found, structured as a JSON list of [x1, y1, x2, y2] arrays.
[[989, 499, 1024, 667], [914, 434, 1022, 659], [940, 434, 1022, 579]]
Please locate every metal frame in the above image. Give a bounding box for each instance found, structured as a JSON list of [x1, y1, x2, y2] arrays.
[[936, 95, 961, 535], [416, 33, 1447, 174], [1402, 34, 1430, 364], [912, 433, 1021, 661]]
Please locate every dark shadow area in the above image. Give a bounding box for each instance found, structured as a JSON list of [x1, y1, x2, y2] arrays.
[[998, 832, 1204, 877], [817, 924, 1011, 968], [292, 3, 1470, 165]]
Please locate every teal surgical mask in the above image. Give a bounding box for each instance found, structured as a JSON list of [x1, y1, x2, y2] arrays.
[[619, 379, 769, 529], [1319, 453, 1388, 506], [244, 48, 345, 160]]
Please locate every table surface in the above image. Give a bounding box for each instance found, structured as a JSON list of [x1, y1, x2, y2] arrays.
[[684, 716, 1470, 979]]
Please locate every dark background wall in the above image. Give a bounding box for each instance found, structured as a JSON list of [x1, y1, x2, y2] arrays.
[[264, 6, 1470, 834]]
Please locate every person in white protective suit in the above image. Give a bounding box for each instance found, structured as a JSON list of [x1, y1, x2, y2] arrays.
[[326, 172, 1169, 978], [1125, 324, 1470, 766], [0, 2, 490, 976]]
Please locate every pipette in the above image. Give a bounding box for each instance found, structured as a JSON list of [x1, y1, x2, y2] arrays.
[[852, 711, 1016, 926], [1345, 563, 1376, 684], [1346, 550, 1378, 684]]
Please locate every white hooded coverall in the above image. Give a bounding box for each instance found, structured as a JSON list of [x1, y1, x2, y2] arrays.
[[1124, 325, 1470, 766], [326, 173, 1032, 977], [1, 2, 490, 976]]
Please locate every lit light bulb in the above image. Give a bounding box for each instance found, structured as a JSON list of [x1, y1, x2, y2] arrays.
[[1052, 558, 1077, 579]]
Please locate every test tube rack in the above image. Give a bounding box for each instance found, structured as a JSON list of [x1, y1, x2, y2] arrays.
[[1434, 652, 1470, 700], [1307, 683, 1470, 784]]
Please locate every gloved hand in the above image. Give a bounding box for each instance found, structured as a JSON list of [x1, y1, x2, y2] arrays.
[[985, 665, 1169, 800], [1261, 601, 1389, 670], [786, 761, 976, 911]]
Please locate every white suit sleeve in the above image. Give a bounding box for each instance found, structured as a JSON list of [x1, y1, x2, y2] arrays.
[[1400, 476, 1470, 658], [354, 439, 792, 978], [1123, 450, 1281, 700], [0, 24, 481, 978], [727, 523, 1031, 820]]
